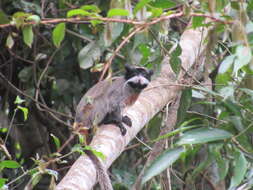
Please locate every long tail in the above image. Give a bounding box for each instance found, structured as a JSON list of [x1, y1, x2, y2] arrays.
[[85, 150, 113, 190]]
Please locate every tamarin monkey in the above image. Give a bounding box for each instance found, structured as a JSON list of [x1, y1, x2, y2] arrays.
[[73, 64, 153, 190]]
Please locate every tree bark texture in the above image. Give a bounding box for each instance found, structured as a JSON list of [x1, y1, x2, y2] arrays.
[[56, 25, 209, 190]]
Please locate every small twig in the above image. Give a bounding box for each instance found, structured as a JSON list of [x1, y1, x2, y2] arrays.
[[66, 29, 93, 42], [231, 137, 251, 155], [99, 25, 145, 80], [234, 122, 253, 139], [135, 136, 152, 150], [4, 109, 17, 145], [57, 134, 75, 153], [124, 143, 141, 151], [35, 48, 59, 107], [8, 49, 35, 64], [41, 0, 46, 19], [148, 28, 170, 55], [186, 111, 228, 123]]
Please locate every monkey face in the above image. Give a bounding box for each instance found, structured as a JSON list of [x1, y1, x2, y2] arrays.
[[124, 64, 153, 91], [127, 75, 149, 90]]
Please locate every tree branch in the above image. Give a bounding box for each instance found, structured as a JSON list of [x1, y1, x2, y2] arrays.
[[0, 12, 232, 29]]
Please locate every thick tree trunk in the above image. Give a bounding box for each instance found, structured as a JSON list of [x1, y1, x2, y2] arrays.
[[56, 25, 208, 190]]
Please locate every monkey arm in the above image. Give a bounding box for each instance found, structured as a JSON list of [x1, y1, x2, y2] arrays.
[[56, 26, 209, 190]]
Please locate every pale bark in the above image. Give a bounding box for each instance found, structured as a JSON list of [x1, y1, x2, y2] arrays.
[[56, 26, 209, 190]]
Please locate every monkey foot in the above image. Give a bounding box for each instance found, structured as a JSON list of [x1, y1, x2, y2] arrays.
[[122, 115, 132, 127]]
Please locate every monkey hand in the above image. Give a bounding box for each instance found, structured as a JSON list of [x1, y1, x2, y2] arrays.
[[122, 115, 132, 127]]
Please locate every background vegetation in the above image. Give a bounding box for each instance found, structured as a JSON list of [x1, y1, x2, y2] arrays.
[[0, 0, 253, 189]]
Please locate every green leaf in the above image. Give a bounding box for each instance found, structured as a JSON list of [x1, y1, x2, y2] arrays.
[[27, 15, 40, 24], [222, 100, 241, 116], [134, 0, 151, 15], [233, 45, 252, 75], [71, 144, 84, 154], [103, 22, 124, 47], [138, 44, 151, 64], [240, 88, 253, 99], [150, 0, 176, 8], [84, 146, 106, 160], [227, 116, 244, 131], [0, 10, 10, 24], [50, 134, 61, 150], [14, 96, 25, 105], [177, 128, 233, 145], [170, 43, 182, 75], [0, 160, 21, 169], [209, 143, 229, 180], [78, 42, 102, 69], [67, 9, 91, 17], [149, 7, 163, 17], [142, 147, 185, 185], [193, 85, 220, 97], [147, 114, 163, 139], [192, 152, 212, 177], [216, 153, 229, 180], [248, 0, 253, 12], [81, 5, 101, 13], [6, 34, 14, 49], [176, 89, 192, 125], [18, 66, 33, 82], [0, 178, 7, 188], [90, 19, 102, 27], [17, 106, 28, 121], [12, 12, 31, 28], [52, 23, 66, 48], [0, 128, 7, 133], [218, 86, 234, 99], [229, 151, 248, 189], [31, 173, 42, 188], [45, 169, 58, 180], [192, 16, 205, 29], [180, 118, 202, 128], [152, 124, 200, 142], [78, 133, 85, 145], [107, 8, 129, 17], [246, 21, 253, 34], [215, 73, 231, 86], [218, 55, 235, 74], [231, 2, 240, 10], [22, 25, 33, 47]]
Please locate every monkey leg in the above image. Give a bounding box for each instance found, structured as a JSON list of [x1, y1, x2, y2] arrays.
[[99, 106, 128, 135], [122, 115, 132, 127]]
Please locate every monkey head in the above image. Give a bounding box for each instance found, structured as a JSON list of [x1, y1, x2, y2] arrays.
[[124, 64, 153, 92]]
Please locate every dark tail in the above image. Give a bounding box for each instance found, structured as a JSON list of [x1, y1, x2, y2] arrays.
[[84, 150, 113, 190]]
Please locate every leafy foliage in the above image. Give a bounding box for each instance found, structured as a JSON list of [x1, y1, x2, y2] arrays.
[[0, 0, 253, 190], [52, 23, 66, 48]]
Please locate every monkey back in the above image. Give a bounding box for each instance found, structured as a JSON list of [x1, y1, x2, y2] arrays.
[[74, 77, 126, 132]]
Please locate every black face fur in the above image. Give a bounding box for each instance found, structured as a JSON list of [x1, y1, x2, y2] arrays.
[[124, 64, 153, 81], [124, 64, 153, 90]]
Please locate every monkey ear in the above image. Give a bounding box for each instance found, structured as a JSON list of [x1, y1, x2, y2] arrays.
[[125, 64, 134, 72]]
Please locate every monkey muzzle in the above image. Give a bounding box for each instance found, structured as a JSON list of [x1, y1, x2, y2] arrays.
[[127, 75, 150, 90]]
